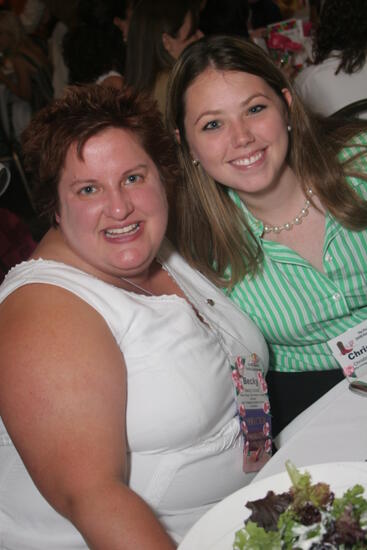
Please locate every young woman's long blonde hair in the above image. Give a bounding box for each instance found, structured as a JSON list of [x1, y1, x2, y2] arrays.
[[166, 35, 367, 288]]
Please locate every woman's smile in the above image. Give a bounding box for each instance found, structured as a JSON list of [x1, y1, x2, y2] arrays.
[[229, 148, 266, 169], [103, 222, 141, 239]]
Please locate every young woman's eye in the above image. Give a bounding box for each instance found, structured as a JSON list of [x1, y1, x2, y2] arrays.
[[125, 174, 142, 185], [203, 120, 221, 131], [79, 185, 97, 196], [248, 104, 266, 115]]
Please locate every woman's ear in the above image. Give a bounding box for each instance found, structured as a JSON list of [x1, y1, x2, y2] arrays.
[[174, 128, 181, 144], [162, 32, 173, 56], [281, 88, 293, 108]]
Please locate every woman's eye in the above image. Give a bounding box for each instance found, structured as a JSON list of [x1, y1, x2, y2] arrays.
[[125, 174, 142, 185], [203, 120, 221, 131], [248, 104, 266, 115], [79, 185, 97, 196]]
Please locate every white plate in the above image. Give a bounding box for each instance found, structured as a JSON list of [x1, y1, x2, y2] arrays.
[[178, 462, 367, 550]]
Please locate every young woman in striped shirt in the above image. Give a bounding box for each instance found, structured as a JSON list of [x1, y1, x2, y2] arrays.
[[166, 34, 367, 436]]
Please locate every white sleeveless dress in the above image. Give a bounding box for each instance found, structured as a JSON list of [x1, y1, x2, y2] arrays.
[[0, 239, 268, 548]]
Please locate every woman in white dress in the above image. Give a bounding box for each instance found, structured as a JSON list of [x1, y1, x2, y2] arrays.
[[0, 85, 268, 549]]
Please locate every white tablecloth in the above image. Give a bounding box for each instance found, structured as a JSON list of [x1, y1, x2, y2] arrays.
[[253, 377, 367, 482]]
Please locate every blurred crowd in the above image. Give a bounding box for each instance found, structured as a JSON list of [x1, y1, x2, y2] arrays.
[[0, 0, 366, 280], [0, 0, 320, 139]]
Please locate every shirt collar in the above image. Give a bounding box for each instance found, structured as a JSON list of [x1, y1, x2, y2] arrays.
[[228, 189, 265, 238], [227, 189, 342, 267]]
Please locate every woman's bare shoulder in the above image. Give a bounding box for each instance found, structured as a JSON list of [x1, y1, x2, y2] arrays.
[[0, 281, 115, 363]]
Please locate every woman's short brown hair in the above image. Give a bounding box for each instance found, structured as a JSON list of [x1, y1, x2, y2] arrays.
[[21, 84, 180, 226]]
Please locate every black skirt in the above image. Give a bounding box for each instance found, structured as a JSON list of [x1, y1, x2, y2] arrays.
[[266, 369, 345, 439]]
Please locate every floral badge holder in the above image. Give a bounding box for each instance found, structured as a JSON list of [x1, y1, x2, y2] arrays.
[[231, 354, 272, 473], [328, 319, 367, 382]]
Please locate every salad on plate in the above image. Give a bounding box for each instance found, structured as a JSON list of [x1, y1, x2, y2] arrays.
[[234, 461, 367, 549]]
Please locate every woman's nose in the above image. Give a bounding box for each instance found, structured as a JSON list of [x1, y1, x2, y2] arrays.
[[231, 120, 255, 147], [105, 188, 134, 219]]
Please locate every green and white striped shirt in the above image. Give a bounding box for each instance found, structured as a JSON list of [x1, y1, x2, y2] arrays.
[[227, 133, 367, 373]]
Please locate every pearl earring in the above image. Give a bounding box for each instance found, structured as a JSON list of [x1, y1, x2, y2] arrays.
[[192, 159, 200, 167], [287, 124, 292, 132]]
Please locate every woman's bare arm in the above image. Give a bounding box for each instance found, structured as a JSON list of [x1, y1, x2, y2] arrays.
[[0, 284, 175, 549]]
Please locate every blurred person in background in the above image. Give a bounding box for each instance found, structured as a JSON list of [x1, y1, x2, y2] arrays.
[[113, 0, 137, 42], [52, 0, 128, 97], [295, 0, 367, 117], [125, 0, 203, 115], [0, 9, 52, 139], [43, 0, 79, 97], [63, 23, 125, 90], [14, 0, 45, 35], [62, 0, 126, 90]]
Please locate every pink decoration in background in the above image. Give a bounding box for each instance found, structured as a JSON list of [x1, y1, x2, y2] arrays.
[[267, 31, 302, 52]]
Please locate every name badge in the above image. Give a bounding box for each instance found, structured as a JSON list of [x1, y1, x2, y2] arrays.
[[328, 319, 367, 381], [231, 354, 272, 473]]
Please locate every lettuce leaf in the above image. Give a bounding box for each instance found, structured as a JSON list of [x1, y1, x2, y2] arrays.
[[233, 521, 281, 550], [285, 460, 331, 511], [332, 484, 367, 521]]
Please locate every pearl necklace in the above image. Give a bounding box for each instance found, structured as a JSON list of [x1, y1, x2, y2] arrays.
[[263, 188, 314, 234]]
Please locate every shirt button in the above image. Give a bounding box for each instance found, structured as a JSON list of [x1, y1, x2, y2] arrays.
[[325, 254, 332, 262], [332, 292, 341, 301]]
